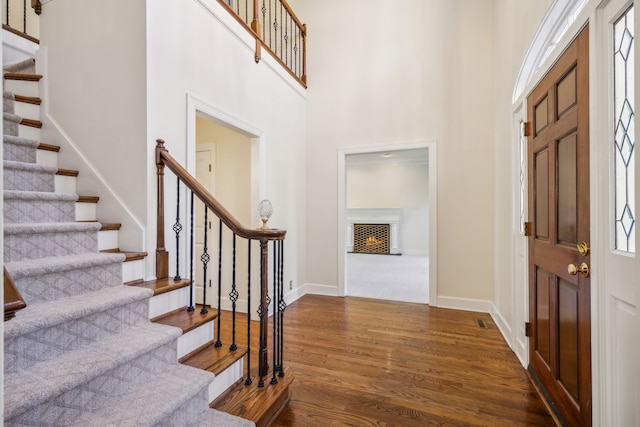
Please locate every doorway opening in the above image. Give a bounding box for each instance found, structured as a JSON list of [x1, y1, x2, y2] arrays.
[[192, 113, 257, 308], [338, 141, 437, 305]]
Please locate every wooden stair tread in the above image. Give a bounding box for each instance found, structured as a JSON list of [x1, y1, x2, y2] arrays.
[[14, 94, 41, 105], [20, 118, 42, 128], [77, 195, 99, 203], [130, 277, 190, 296], [57, 168, 79, 177], [4, 72, 42, 81], [100, 249, 147, 262], [211, 366, 294, 427], [99, 223, 121, 231], [38, 143, 60, 152], [151, 304, 218, 333], [180, 341, 248, 375]]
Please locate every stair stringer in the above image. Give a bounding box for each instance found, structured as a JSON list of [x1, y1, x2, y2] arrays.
[[35, 47, 146, 262]]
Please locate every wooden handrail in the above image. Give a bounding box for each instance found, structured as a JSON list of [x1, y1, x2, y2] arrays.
[[156, 138, 287, 384], [278, 0, 304, 31], [216, 0, 307, 87], [156, 140, 286, 242], [4, 267, 26, 321]]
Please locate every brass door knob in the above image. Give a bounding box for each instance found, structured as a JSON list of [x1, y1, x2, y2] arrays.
[[577, 242, 590, 256], [568, 262, 590, 278]]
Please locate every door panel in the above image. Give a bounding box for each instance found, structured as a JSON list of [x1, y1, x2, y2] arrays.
[[195, 146, 216, 304], [527, 26, 591, 427]]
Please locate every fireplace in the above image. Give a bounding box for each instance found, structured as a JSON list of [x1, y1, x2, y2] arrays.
[[346, 208, 402, 254], [353, 224, 390, 254]]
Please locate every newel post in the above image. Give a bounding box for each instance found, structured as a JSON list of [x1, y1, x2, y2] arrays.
[[156, 139, 169, 279]]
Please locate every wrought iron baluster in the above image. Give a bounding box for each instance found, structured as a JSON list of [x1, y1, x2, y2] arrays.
[[200, 207, 209, 315], [229, 233, 238, 351], [245, 239, 253, 385], [284, 14, 289, 68], [6, 0, 10, 28], [278, 240, 286, 376], [269, 0, 273, 47], [23, 0, 26, 33], [244, 0, 248, 24], [279, 2, 283, 58], [188, 192, 195, 312], [258, 239, 268, 387], [215, 219, 223, 347], [261, 0, 266, 41], [271, 240, 278, 385], [173, 177, 182, 281], [294, 29, 299, 79]]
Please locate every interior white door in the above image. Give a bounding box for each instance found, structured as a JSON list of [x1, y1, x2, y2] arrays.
[[195, 144, 216, 305]]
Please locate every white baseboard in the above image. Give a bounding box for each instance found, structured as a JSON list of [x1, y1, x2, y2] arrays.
[[490, 303, 513, 348], [436, 295, 493, 313], [284, 286, 306, 305], [402, 249, 428, 256], [303, 283, 338, 297]]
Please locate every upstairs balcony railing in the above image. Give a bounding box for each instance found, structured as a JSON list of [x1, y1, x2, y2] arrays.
[[2, 0, 41, 42], [2, 0, 306, 87], [220, 0, 307, 87], [155, 139, 288, 388]]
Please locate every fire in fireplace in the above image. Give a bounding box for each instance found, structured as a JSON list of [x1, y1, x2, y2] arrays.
[[353, 224, 390, 254]]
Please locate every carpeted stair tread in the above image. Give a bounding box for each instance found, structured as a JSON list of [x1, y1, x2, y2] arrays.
[[4, 222, 100, 262], [4, 221, 100, 234], [4, 322, 183, 420], [67, 363, 216, 427], [3, 190, 77, 202], [5, 252, 125, 279], [3, 111, 21, 122], [4, 111, 21, 136], [4, 90, 15, 113], [3, 134, 39, 163], [4, 285, 152, 339], [3, 160, 57, 192], [4, 191, 79, 223], [3, 58, 36, 74], [3, 159, 56, 173], [4, 191, 78, 224], [4, 252, 127, 305], [3, 134, 39, 147]]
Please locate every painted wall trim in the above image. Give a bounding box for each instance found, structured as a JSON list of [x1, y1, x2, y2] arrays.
[[436, 296, 493, 313]]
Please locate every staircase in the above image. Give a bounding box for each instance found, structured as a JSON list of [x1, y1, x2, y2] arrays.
[[2, 59, 256, 426]]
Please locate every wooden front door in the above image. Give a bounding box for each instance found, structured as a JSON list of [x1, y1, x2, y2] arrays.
[[527, 26, 591, 427]]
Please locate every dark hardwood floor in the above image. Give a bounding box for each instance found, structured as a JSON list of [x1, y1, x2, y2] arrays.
[[267, 294, 555, 427]]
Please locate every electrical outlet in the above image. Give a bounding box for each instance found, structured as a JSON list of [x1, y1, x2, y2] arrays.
[[289, 280, 293, 290]]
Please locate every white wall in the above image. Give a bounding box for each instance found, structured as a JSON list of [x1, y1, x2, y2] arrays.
[[38, 0, 148, 251], [347, 161, 429, 254], [146, 0, 307, 289], [294, 0, 496, 307]]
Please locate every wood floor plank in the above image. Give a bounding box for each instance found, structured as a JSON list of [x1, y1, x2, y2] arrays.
[[269, 295, 555, 427]]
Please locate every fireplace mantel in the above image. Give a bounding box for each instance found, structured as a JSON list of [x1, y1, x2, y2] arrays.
[[346, 208, 402, 254]]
